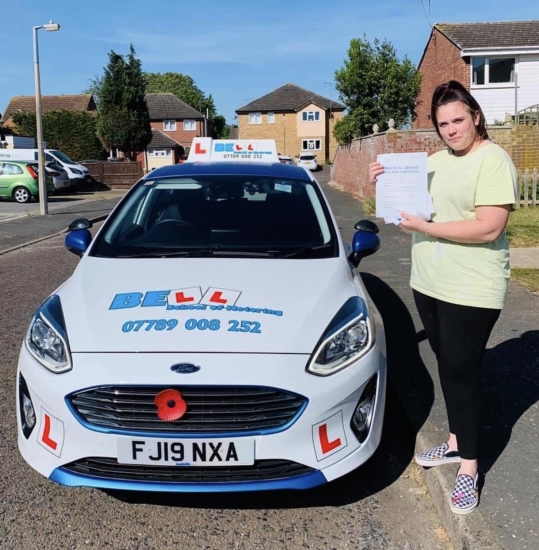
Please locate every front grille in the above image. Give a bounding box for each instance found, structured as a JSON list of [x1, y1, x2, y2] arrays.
[[63, 457, 314, 483], [69, 386, 307, 434]]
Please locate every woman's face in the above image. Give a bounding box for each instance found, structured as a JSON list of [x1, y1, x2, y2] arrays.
[[436, 101, 480, 156]]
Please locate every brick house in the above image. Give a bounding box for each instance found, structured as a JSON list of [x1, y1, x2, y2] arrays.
[[414, 20, 539, 129], [138, 93, 204, 171], [0, 94, 97, 127], [235, 83, 345, 162]]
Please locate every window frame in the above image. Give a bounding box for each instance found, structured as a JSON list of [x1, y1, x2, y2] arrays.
[[267, 112, 275, 124], [248, 112, 262, 125], [183, 119, 196, 131], [148, 148, 172, 158], [302, 139, 322, 151], [163, 120, 177, 132], [301, 110, 321, 122], [471, 56, 517, 87]]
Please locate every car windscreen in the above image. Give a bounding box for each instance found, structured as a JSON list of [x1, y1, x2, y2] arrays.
[[50, 150, 76, 164], [90, 174, 338, 259]]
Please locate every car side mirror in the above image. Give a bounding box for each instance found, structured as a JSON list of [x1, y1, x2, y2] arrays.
[[65, 218, 93, 257], [348, 219, 380, 267]]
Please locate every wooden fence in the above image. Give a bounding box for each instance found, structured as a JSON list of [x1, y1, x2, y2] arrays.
[[516, 168, 538, 208], [81, 161, 143, 189]]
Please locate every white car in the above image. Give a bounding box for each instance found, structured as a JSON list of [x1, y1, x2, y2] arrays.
[[17, 139, 386, 493], [296, 153, 318, 171]]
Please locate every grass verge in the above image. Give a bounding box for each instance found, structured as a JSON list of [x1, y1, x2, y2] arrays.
[[511, 268, 539, 293], [506, 208, 539, 248]]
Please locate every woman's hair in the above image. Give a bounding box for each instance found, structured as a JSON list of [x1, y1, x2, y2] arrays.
[[431, 80, 489, 141]]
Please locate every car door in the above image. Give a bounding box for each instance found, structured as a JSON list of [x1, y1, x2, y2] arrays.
[[0, 163, 23, 198]]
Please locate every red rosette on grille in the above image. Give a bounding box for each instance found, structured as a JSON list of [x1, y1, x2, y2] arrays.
[[154, 389, 187, 422]]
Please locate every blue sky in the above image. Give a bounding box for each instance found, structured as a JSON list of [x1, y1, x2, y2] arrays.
[[1, 0, 538, 124]]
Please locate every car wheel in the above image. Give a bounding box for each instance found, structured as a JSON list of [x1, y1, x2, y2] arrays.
[[13, 187, 32, 204]]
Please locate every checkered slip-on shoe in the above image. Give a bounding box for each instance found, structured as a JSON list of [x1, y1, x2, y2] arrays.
[[450, 472, 479, 515], [414, 442, 461, 467]]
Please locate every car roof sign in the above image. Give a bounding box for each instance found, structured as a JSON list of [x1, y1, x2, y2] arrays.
[[186, 138, 279, 163]]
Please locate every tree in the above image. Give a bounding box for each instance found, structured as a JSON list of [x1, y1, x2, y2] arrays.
[[96, 45, 152, 160], [333, 35, 421, 143]]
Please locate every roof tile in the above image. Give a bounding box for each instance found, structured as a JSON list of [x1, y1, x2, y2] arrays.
[[1, 94, 96, 123], [436, 20, 539, 50], [146, 93, 204, 120], [236, 83, 345, 113]]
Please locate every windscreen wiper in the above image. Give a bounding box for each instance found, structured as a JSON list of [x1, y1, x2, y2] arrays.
[[277, 243, 335, 258], [115, 247, 273, 258]]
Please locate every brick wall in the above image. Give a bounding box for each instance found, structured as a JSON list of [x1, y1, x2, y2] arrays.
[[150, 120, 203, 149], [331, 125, 539, 199], [414, 29, 470, 129]]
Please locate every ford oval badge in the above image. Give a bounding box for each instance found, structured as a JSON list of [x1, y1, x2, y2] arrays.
[[170, 363, 201, 374]]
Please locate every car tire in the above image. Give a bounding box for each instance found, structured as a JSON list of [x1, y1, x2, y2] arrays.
[[13, 187, 32, 204]]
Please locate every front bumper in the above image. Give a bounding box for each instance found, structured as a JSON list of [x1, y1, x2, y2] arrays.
[[17, 338, 386, 492]]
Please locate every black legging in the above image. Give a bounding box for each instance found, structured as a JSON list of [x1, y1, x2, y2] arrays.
[[413, 290, 501, 460]]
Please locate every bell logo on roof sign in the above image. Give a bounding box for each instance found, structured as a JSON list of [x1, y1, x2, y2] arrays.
[[186, 138, 278, 163], [214, 142, 257, 153]]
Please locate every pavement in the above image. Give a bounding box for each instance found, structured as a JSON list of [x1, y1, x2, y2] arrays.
[[1, 176, 538, 550], [510, 247, 539, 269], [0, 189, 125, 255]]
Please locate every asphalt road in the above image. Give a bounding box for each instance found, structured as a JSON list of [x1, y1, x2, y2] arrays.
[[0, 169, 453, 550]]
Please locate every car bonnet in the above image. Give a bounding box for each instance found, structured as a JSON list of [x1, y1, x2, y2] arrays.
[[58, 256, 358, 354]]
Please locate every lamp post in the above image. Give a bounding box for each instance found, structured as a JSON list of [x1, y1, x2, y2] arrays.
[[33, 20, 60, 215]]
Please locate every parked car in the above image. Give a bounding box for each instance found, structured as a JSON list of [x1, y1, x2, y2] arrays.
[[0, 160, 54, 203], [296, 153, 318, 171], [278, 155, 294, 165], [45, 162, 70, 192], [17, 138, 386, 493], [1, 149, 91, 188]]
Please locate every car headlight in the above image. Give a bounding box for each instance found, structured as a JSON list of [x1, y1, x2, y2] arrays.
[[71, 169, 82, 175], [307, 297, 375, 376], [25, 295, 72, 374]]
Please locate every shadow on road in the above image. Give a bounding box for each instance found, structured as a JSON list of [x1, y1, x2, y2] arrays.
[[105, 273, 435, 510], [481, 329, 539, 473]]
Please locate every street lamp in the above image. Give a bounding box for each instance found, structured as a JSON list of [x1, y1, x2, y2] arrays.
[[33, 20, 60, 215], [324, 82, 333, 119]]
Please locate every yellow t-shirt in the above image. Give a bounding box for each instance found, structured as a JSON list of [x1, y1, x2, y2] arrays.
[[410, 143, 517, 309]]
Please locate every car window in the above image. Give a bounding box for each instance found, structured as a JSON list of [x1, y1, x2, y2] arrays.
[[0, 163, 23, 175], [91, 175, 337, 259], [299, 155, 315, 161], [49, 150, 75, 164]]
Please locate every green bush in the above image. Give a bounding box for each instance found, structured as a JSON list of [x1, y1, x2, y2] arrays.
[[363, 196, 376, 216], [11, 110, 107, 161]]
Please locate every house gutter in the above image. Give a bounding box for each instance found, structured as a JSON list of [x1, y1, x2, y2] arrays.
[[461, 46, 539, 56]]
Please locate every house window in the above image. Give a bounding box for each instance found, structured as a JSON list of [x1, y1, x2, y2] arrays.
[[301, 111, 320, 122], [149, 148, 172, 157], [249, 112, 262, 124], [183, 119, 196, 131], [302, 139, 321, 151], [267, 112, 275, 123], [472, 57, 515, 85], [163, 120, 176, 131]]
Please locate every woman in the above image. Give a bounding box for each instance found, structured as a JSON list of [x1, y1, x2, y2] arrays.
[[369, 80, 517, 515]]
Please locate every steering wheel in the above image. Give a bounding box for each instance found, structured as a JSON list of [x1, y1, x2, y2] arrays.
[[153, 218, 201, 235]]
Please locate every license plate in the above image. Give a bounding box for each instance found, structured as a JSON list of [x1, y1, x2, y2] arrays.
[[117, 437, 255, 466]]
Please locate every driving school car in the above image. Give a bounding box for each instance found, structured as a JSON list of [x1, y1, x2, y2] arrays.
[[17, 138, 386, 493]]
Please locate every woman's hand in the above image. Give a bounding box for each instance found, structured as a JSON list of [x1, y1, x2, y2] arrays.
[[400, 212, 429, 233], [369, 161, 385, 185]]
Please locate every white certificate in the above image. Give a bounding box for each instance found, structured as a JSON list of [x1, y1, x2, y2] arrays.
[[375, 152, 432, 225]]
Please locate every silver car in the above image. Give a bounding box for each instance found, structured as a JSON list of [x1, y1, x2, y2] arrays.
[[45, 162, 70, 192]]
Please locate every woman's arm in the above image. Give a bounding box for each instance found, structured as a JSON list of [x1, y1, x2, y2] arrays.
[[400, 205, 512, 244]]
